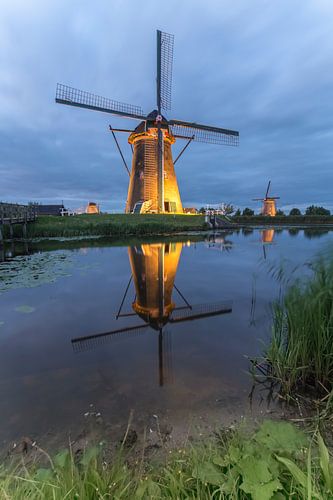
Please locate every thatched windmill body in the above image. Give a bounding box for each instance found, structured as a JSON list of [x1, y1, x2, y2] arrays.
[[55, 30, 239, 213], [253, 181, 280, 216]]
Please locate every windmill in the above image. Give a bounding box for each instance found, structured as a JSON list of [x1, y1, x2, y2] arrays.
[[253, 181, 280, 217], [72, 242, 232, 386], [55, 30, 239, 214]]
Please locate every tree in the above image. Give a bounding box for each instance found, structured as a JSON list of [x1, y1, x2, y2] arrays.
[[220, 203, 234, 216], [242, 207, 254, 216], [276, 209, 285, 216], [289, 208, 301, 216], [198, 207, 206, 214], [305, 205, 331, 216], [234, 208, 241, 216]]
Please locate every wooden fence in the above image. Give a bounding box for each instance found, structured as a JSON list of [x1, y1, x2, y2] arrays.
[[0, 203, 37, 242]]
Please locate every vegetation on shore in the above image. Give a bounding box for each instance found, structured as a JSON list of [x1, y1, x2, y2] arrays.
[[260, 250, 333, 401], [233, 214, 333, 225], [2, 420, 333, 499], [3, 212, 333, 241], [22, 214, 208, 238]]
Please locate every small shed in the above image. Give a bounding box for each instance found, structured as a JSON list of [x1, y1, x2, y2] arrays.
[[35, 204, 65, 216]]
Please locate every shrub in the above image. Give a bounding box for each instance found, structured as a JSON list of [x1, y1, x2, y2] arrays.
[[306, 205, 331, 216], [289, 208, 301, 216], [242, 207, 254, 216]]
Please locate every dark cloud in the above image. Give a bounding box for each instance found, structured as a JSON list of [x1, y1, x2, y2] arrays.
[[1, 0, 332, 212]]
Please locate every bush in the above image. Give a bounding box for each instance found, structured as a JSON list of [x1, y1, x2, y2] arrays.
[[306, 205, 331, 216], [242, 207, 254, 216], [289, 208, 301, 216]]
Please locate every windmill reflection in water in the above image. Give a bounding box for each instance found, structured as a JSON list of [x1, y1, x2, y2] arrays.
[[261, 229, 275, 260], [72, 242, 232, 386]]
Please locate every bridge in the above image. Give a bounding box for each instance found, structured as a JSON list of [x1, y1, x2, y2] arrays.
[[0, 202, 37, 242]]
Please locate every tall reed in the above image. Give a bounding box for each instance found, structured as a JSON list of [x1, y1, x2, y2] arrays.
[[266, 251, 333, 395]]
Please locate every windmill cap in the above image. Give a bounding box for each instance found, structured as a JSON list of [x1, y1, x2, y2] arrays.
[[133, 109, 170, 134]]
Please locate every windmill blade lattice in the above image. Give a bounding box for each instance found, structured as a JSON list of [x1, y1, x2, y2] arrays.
[[56, 84, 145, 120], [157, 30, 174, 111], [170, 300, 232, 323], [71, 324, 149, 353], [169, 120, 239, 146]]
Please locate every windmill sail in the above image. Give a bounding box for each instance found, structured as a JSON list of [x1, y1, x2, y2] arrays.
[[55, 84, 145, 120], [71, 323, 149, 352], [169, 119, 239, 146], [265, 180, 271, 199], [156, 30, 174, 112], [170, 301, 232, 323], [156, 30, 174, 211]]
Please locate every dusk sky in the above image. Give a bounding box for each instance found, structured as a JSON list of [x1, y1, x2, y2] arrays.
[[1, 0, 332, 213]]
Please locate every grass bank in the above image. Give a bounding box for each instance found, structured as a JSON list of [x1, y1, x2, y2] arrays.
[[20, 214, 207, 238], [2, 420, 333, 499], [262, 250, 333, 398]]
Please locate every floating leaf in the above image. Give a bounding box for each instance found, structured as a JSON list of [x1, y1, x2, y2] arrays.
[[15, 305, 36, 314], [0, 252, 73, 293]]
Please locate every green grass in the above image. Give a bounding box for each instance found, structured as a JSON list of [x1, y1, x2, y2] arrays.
[[264, 251, 333, 397], [1, 420, 333, 499], [22, 214, 207, 238]]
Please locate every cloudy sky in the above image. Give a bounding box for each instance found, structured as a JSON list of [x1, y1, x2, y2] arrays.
[[1, 0, 332, 212]]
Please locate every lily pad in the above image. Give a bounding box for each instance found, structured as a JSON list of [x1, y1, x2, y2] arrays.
[[15, 305, 36, 314], [0, 252, 73, 293]]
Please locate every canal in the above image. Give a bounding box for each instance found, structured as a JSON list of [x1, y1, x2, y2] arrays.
[[0, 227, 332, 453]]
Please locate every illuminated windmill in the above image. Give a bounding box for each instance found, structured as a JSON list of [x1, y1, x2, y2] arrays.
[[55, 30, 239, 214], [72, 242, 232, 385], [253, 181, 280, 217]]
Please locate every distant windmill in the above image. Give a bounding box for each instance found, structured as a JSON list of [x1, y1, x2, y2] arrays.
[[253, 181, 280, 216], [72, 242, 232, 386], [55, 30, 239, 214]]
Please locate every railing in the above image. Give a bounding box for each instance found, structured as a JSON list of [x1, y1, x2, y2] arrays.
[[0, 203, 37, 225]]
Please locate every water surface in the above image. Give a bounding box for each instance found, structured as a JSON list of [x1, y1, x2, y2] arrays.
[[0, 228, 332, 451]]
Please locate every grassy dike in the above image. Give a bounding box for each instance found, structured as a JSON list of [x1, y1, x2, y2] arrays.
[[1, 420, 333, 499], [21, 214, 208, 239], [4, 214, 333, 240]]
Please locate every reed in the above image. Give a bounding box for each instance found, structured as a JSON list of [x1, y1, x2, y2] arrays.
[[265, 251, 333, 396]]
